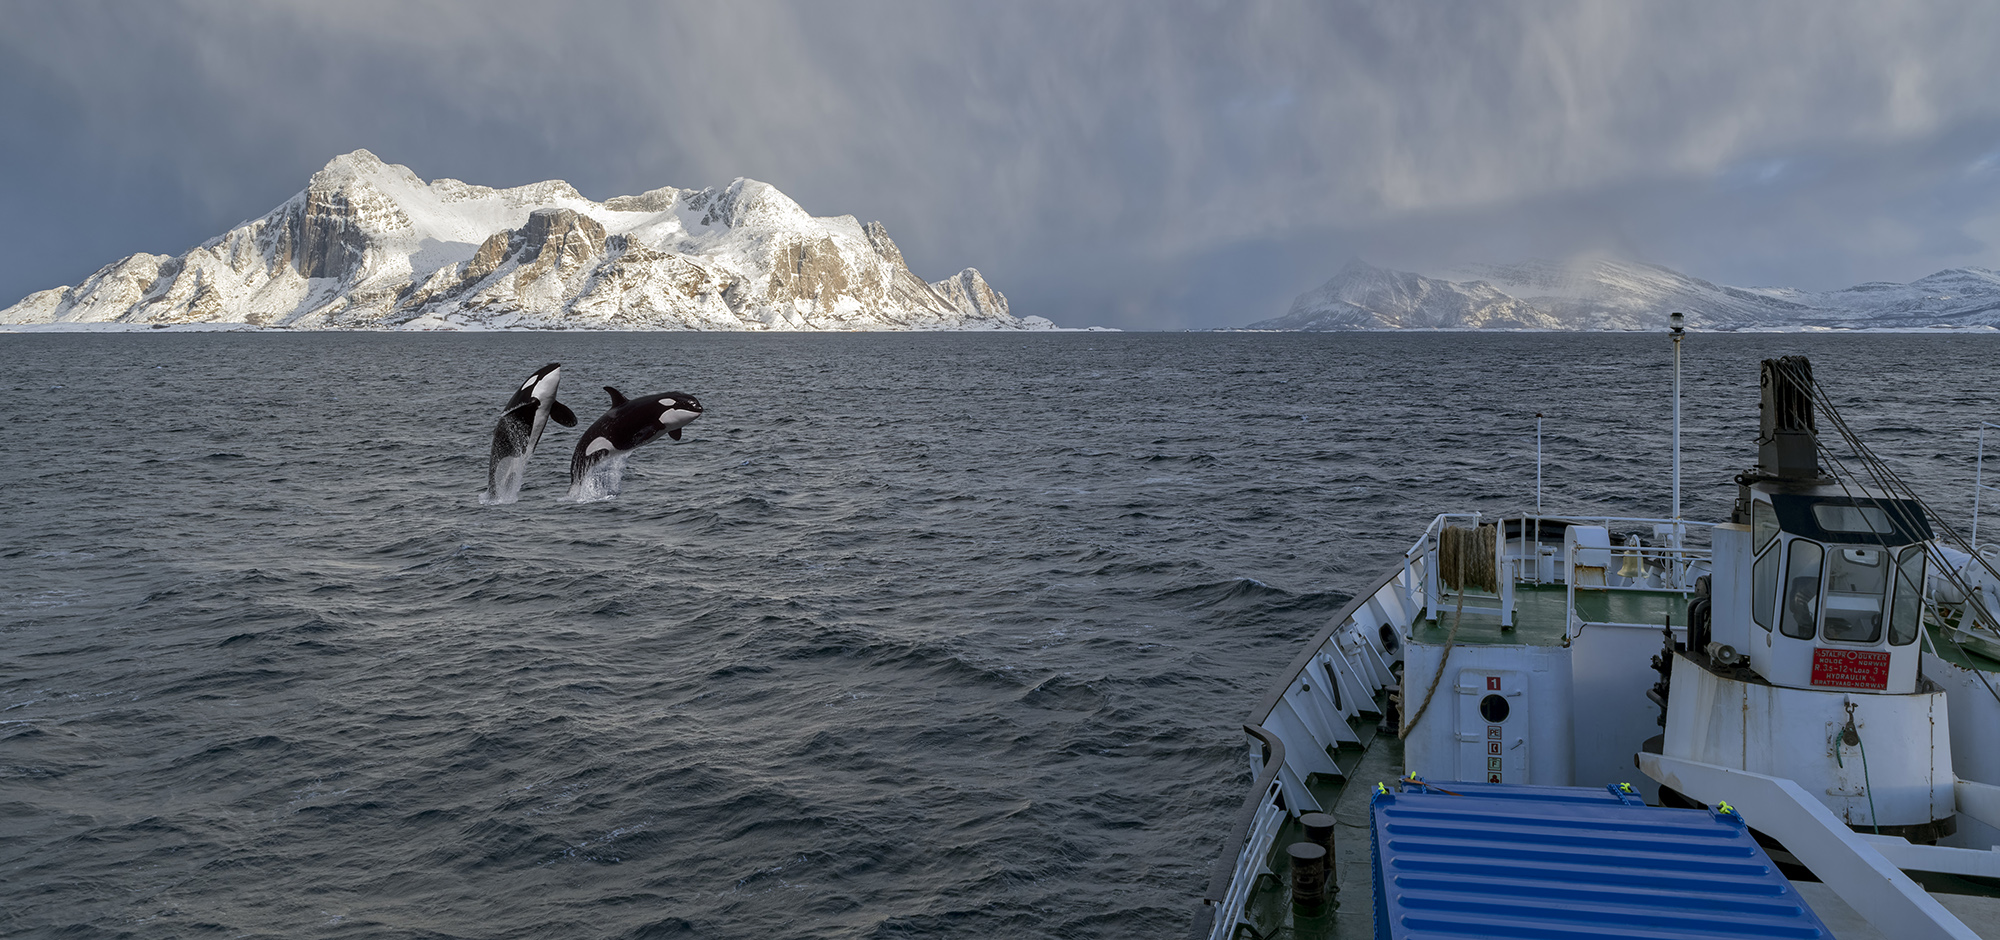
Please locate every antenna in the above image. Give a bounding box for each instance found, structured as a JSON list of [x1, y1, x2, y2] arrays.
[[1670, 312, 1684, 548]]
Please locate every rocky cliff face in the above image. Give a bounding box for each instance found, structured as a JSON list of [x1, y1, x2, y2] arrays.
[[1253, 257, 2000, 331], [930, 268, 1012, 325], [3, 150, 1037, 331]]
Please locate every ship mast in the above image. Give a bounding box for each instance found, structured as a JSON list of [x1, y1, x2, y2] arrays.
[[1670, 311, 1683, 549]]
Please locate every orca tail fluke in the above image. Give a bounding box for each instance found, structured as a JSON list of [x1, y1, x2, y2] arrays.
[[551, 400, 578, 427]]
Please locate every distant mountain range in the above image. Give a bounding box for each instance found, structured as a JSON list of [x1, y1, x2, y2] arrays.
[[2, 150, 1044, 331], [1250, 258, 2000, 331]]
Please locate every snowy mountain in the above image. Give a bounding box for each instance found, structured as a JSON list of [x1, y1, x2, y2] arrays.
[[2, 150, 1046, 331], [1748, 267, 2000, 329], [1251, 261, 1561, 330], [1253, 257, 2000, 331]]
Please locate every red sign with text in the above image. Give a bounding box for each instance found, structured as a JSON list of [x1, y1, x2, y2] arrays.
[[1811, 647, 1890, 690]]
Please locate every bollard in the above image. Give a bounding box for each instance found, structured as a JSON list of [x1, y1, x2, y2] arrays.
[[1298, 811, 1337, 898], [1287, 841, 1327, 915]]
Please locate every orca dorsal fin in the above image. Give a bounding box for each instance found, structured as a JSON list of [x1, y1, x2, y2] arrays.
[[551, 400, 578, 427], [604, 386, 629, 408]]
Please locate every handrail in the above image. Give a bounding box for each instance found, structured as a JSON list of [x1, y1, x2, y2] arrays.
[[1405, 512, 1721, 562], [1201, 564, 1403, 940], [1192, 724, 1288, 908]]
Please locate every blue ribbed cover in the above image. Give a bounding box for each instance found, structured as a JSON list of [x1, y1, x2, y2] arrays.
[[1370, 780, 1830, 940]]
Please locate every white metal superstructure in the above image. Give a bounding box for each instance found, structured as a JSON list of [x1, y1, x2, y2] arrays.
[[1197, 353, 2000, 940]]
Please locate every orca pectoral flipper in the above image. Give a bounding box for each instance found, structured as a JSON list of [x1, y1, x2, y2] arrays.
[[667, 428, 682, 441], [551, 400, 577, 427]]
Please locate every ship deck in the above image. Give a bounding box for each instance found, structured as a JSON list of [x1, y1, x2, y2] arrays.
[[1238, 714, 1402, 940], [1409, 583, 1688, 647], [1927, 618, 2000, 673], [1209, 517, 2000, 940]]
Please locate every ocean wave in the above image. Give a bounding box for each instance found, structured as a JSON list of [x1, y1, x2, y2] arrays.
[[3, 331, 1992, 938]]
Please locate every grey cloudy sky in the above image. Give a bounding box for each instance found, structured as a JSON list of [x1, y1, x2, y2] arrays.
[[4, 0, 1999, 329]]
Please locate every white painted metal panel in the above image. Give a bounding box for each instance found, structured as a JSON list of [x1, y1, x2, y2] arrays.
[[1711, 523, 1754, 655], [1455, 668, 1529, 784], [1933, 650, 2000, 850], [1403, 642, 1573, 785], [1664, 654, 1954, 827], [1570, 621, 1683, 802]]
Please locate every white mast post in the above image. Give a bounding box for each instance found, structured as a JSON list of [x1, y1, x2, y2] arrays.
[[1670, 311, 1685, 564]]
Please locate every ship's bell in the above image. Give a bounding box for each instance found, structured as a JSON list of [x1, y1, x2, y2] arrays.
[[1617, 535, 1644, 580]]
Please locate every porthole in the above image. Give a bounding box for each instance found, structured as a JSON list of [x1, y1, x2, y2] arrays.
[[1479, 694, 1510, 723]]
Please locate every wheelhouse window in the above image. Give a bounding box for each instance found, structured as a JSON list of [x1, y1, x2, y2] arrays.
[[1889, 545, 1927, 646], [1812, 503, 1894, 535], [1822, 547, 1887, 643], [1781, 539, 1824, 640], [1752, 500, 1780, 553], [1752, 540, 1779, 632]]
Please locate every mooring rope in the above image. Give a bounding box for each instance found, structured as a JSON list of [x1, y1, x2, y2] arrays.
[[1401, 555, 1468, 740]]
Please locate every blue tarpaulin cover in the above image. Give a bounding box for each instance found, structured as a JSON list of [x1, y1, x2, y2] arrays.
[[1370, 779, 1830, 940]]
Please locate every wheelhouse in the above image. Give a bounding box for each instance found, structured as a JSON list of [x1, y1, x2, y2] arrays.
[[1739, 488, 1932, 693]]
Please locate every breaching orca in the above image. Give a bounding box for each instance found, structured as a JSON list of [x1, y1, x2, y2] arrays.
[[482, 362, 578, 505], [568, 386, 703, 501]]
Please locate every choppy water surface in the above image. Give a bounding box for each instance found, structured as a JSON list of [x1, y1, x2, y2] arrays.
[[3, 331, 1996, 938]]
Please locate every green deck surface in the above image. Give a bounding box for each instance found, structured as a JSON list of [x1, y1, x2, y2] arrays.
[[1408, 584, 1688, 648], [1925, 616, 2000, 672], [1239, 719, 1403, 940]]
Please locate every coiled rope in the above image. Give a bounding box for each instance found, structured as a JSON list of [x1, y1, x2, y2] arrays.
[[1402, 524, 1493, 739]]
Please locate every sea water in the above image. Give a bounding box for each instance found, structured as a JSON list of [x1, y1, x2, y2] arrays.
[[3, 331, 1995, 938]]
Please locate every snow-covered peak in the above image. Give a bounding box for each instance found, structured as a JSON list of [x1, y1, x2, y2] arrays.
[[682, 178, 812, 233], [310, 149, 424, 193], [1262, 257, 2000, 331], [1, 153, 1024, 332], [1251, 259, 1555, 330], [1898, 267, 2000, 294]]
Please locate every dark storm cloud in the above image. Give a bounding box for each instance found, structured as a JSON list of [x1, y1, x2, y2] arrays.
[[4, 0, 1999, 328]]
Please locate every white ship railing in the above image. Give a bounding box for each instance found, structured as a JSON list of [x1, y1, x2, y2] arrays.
[[1403, 512, 1714, 631], [1197, 562, 1412, 940], [1561, 522, 1713, 638], [1197, 726, 1288, 940]]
